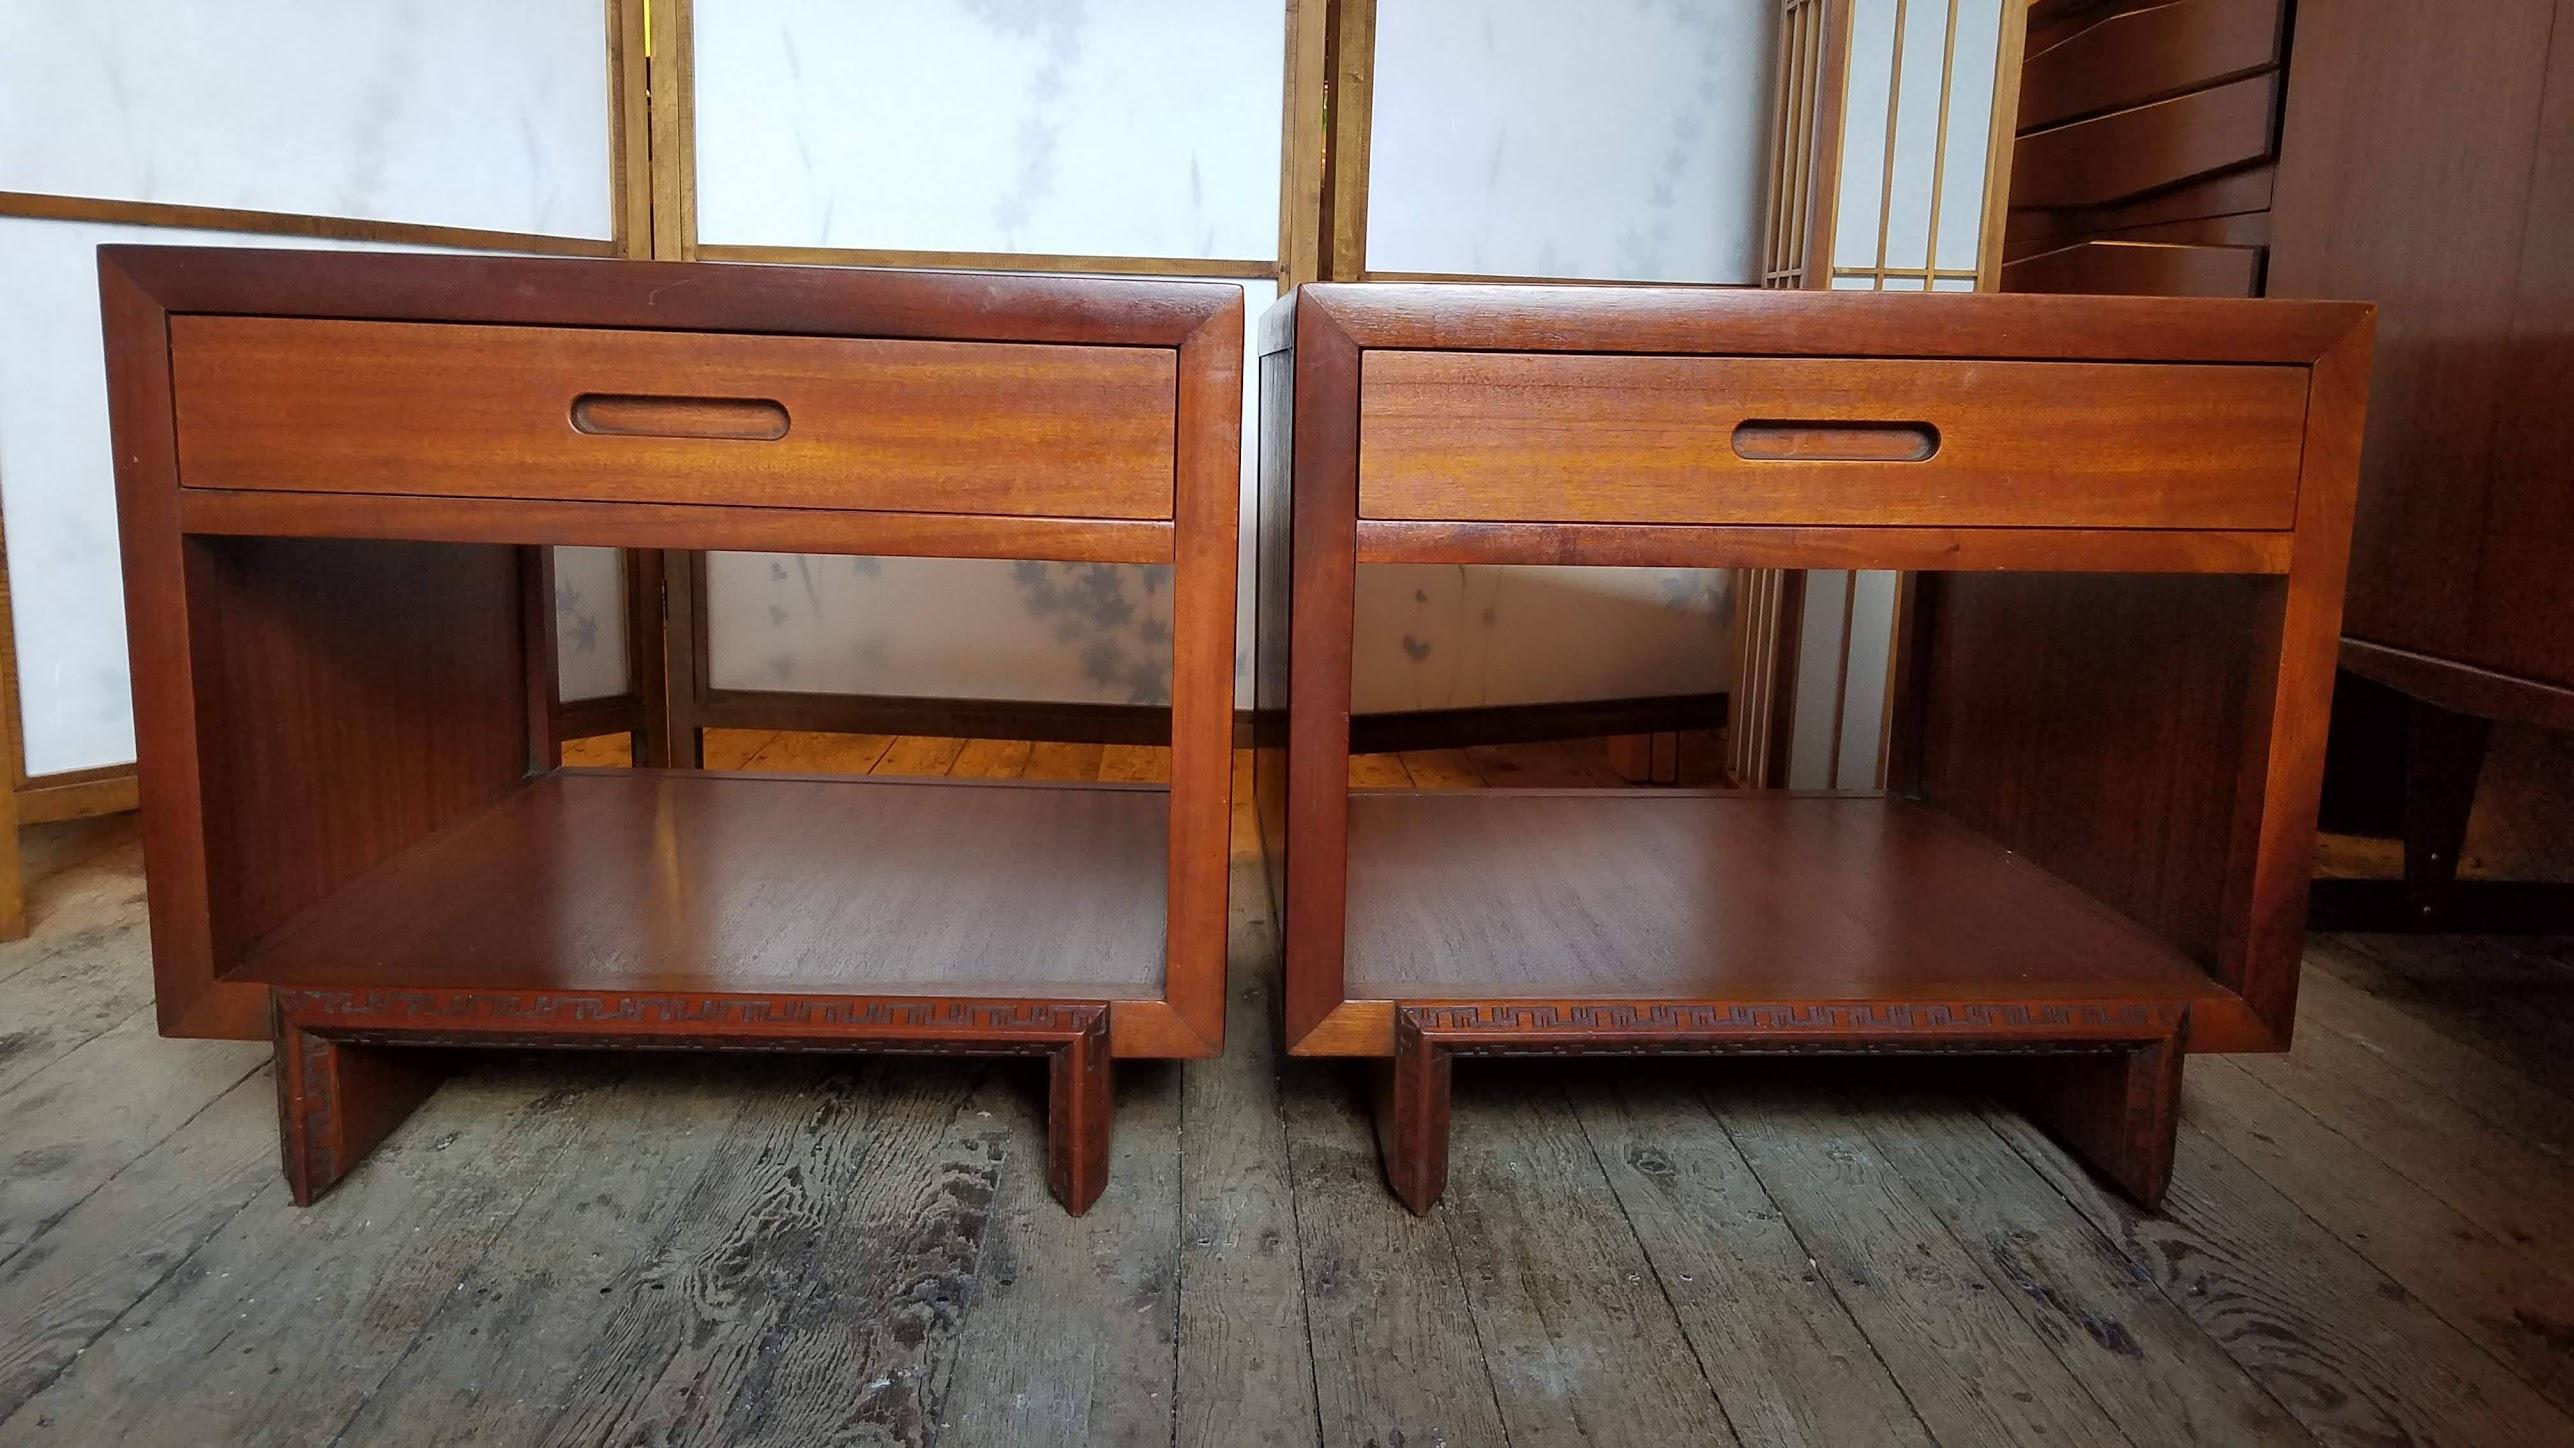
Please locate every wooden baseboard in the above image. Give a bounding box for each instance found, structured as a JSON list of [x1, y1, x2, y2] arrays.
[[679, 688, 1729, 756], [17, 766, 139, 824], [1348, 692, 1727, 754]]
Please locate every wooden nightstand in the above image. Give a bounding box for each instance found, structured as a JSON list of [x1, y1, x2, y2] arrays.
[[103, 247, 1243, 1214], [1255, 282, 2372, 1213]]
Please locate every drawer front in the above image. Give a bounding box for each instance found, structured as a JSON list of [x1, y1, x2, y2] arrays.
[[1999, 239, 2263, 298], [2018, 0, 2286, 132], [2013, 71, 2279, 211], [1357, 352, 2309, 530], [170, 317, 1178, 519]]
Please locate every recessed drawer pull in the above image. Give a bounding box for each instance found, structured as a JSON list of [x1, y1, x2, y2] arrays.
[[1733, 419, 1940, 463], [569, 392, 790, 442]]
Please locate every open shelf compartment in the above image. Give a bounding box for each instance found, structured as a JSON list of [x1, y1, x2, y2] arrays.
[[234, 769, 1171, 1001], [1343, 789, 2229, 1010]]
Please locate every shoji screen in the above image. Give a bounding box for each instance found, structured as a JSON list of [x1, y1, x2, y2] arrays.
[[683, 0, 1282, 720], [0, 1, 630, 786], [1782, 0, 2023, 790], [1344, 0, 1778, 716]]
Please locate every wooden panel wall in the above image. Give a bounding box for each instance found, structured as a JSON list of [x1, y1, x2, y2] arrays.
[[184, 537, 535, 971], [2002, 0, 2288, 296], [1910, 571, 2268, 972], [2266, 0, 2574, 694]]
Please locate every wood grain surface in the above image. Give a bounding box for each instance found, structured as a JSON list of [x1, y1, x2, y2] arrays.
[[1358, 352, 2309, 529], [171, 317, 1179, 520], [242, 770, 1171, 1001]]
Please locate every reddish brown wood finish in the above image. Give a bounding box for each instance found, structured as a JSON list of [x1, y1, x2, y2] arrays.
[[1259, 282, 2371, 1211], [1377, 1002, 2190, 1216], [2017, 0, 2285, 132], [271, 991, 1117, 1214], [105, 246, 1241, 1212], [1357, 352, 2308, 529], [2013, 1021, 2190, 1211], [171, 318, 1179, 520], [2012, 2, 2574, 930]]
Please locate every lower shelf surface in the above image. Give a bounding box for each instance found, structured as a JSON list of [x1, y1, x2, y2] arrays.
[[1343, 791, 2230, 1009], [239, 769, 1170, 1000]]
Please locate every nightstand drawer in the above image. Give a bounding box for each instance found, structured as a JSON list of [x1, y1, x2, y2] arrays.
[[169, 316, 1179, 519], [1357, 351, 2309, 530]]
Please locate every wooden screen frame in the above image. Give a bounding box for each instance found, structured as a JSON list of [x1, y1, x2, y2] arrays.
[[628, 0, 1327, 764], [0, 1, 657, 939]]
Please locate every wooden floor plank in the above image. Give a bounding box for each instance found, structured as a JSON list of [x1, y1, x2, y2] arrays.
[[531, 1058, 984, 1445], [938, 1061, 1184, 1445], [717, 1064, 1018, 1445], [0, 1068, 275, 1421], [0, 1058, 610, 1446], [698, 728, 777, 771], [1463, 740, 1626, 788], [2312, 933, 2574, 1087], [1282, 1066, 1509, 1447], [0, 1012, 266, 1264], [740, 729, 896, 775], [1100, 743, 1173, 784], [1716, 1077, 2135, 1447], [1570, 1067, 1932, 1448], [1346, 753, 1411, 789], [1437, 1067, 1738, 1446], [2188, 1057, 2574, 1410], [1175, 864, 1320, 1447], [0, 831, 144, 994], [2225, 1004, 2574, 1266], [6, 823, 2573, 1444], [1023, 741, 1107, 782], [557, 733, 631, 768], [875, 734, 971, 778], [1991, 1096, 2574, 1447], [1395, 748, 1482, 789], [2288, 953, 2572, 1161], [1863, 1085, 2315, 1446], [326, 1059, 760, 1445], [950, 737, 1035, 780], [0, 844, 150, 1094]]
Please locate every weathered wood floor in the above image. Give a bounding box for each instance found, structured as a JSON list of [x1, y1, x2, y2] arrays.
[[4, 811, 2573, 1446]]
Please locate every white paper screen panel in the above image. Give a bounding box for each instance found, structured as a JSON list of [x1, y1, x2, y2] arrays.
[[1366, 0, 1777, 283], [1831, 0, 2004, 281], [692, 0, 1284, 259], [0, 222, 597, 777], [706, 278, 1273, 707], [0, 1, 613, 239], [553, 547, 630, 703], [1786, 0, 2015, 790], [1353, 567, 1732, 714]]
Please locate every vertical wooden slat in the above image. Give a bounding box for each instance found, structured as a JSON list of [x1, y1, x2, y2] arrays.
[[1873, 0, 1911, 284], [1803, 0, 1854, 290], [1925, 0, 1962, 276], [643, 0, 704, 763], [606, 0, 668, 761], [1824, 568, 1860, 787], [1279, 0, 1333, 290], [1758, 1, 1796, 280], [1976, 0, 2031, 289], [1324, 0, 1377, 281], [607, 0, 653, 260], [647, 0, 697, 262], [0, 504, 24, 939]]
